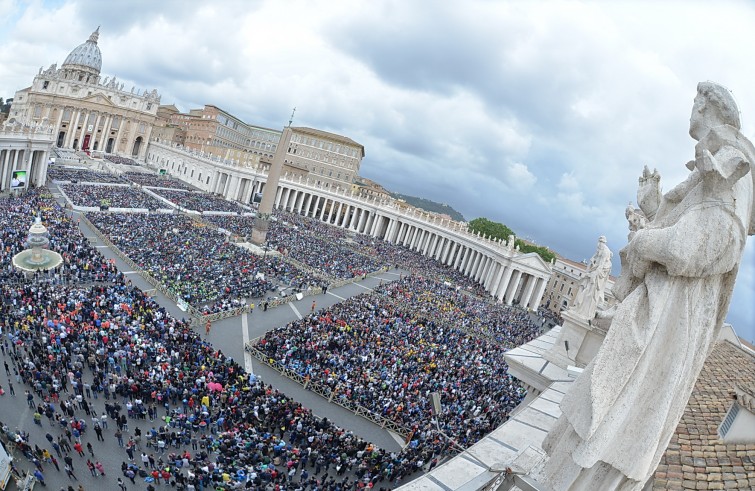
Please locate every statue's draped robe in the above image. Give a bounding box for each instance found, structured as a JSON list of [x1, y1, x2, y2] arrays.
[[542, 125, 755, 491]]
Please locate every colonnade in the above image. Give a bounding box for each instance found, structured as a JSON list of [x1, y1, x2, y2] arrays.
[[0, 124, 53, 191], [147, 141, 552, 309], [258, 179, 550, 310]]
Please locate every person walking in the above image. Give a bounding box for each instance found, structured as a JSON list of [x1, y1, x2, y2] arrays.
[[33, 469, 46, 486], [93, 423, 103, 442], [117, 477, 127, 491], [64, 463, 77, 480], [125, 467, 136, 484], [94, 461, 105, 476]]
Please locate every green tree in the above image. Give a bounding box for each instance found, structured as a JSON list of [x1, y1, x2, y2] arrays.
[[516, 240, 556, 263], [467, 217, 514, 242], [468, 217, 555, 263]]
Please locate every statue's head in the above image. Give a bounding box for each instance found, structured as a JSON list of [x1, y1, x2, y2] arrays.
[[598, 235, 606, 243], [690, 82, 740, 140]]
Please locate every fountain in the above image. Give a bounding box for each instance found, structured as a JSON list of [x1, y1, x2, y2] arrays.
[[12, 215, 64, 272]]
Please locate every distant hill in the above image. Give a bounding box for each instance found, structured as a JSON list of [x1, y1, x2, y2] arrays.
[[390, 193, 466, 222]]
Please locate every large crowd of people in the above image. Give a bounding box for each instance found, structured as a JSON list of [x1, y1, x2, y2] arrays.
[[104, 155, 139, 166], [124, 172, 197, 191], [47, 167, 129, 185], [60, 185, 166, 210], [85, 212, 319, 310], [0, 180, 554, 490], [1, 279, 442, 490], [151, 190, 248, 213], [204, 212, 387, 280], [255, 275, 541, 449], [0, 189, 121, 286]]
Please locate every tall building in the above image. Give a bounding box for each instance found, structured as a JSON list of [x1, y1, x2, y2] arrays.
[[8, 28, 159, 159], [286, 126, 364, 192], [172, 104, 280, 165], [542, 255, 616, 315], [152, 104, 185, 147]]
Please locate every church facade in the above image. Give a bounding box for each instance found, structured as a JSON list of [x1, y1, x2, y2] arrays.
[[8, 28, 158, 160]]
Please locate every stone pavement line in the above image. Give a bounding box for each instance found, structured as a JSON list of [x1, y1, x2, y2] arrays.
[[327, 291, 346, 300], [241, 311, 254, 374], [353, 282, 373, 291], [289, 302, 303, 320]]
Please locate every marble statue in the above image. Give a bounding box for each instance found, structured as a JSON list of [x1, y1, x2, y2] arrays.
[[540, 81, 754, 490], [624, 202, 647, 241], [507, 235, 516, 250], [569, 236, 612, 320]]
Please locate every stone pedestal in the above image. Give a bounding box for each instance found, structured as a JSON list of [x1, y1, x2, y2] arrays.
[[542, 310, 607, 369], [250, 217, 270, 246]]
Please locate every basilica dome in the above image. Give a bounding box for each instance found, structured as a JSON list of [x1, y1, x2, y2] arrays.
[[62, 27, 102, 74]]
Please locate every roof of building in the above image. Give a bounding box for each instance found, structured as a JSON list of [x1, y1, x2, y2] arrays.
[[653, 340, 755, 490], [62, 27, 102, 73], [291, 126, 365, 157]]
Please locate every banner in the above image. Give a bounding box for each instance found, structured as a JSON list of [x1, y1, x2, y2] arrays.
[[10, 169, 27, 189]]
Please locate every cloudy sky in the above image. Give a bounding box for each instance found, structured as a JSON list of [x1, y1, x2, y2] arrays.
[[1, 0, 753, 341]]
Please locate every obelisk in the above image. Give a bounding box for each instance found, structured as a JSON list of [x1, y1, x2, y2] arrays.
[[250, 126, 292, 245]]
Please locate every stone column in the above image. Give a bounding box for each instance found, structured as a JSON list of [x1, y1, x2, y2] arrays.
[[485, 261, 497, 288], [461, 250, 473, 275], [446, 242, 457, 266], [476, 256, 489, 282], [91, 112, 102, 150], [54, 107, 65, 144], [505, 269, 523, 305], [454, 245, 465, 269], [63, 110, 75, 147], [470, 251, 481, 276], [0, 150, 8, 190], [484, 262, 498, 290], [370, 215, 382, 238], [357, 209, 367, 233], [489, 263, 504, 296], [304, 193, 313, 216], [274, 186, 284, 209], [531, 278, 548, 311], [521, 274, 537, 310], [78, 111, 89, 148], [471, 254, 483, 279], [114, 116, 125, 153], [296, 192, 305, 214], [319, 198, 328, 221], [333, 201, 344, 225], [496, 266, 513, 301]]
